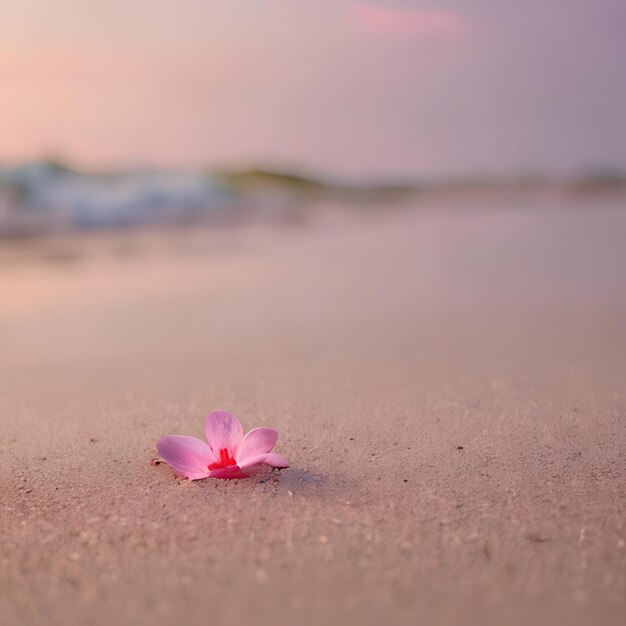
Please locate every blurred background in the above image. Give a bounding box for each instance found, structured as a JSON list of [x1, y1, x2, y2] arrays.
[[1, 0, 625, 236], [1, 3, 625, 626]]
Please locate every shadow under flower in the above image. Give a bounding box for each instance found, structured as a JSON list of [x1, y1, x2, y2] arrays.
[[258, 466, 325, 489]]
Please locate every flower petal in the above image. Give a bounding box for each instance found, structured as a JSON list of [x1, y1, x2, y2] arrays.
[[209, 465, 246, 479], [239, 463, 272, 477], [156, 435, 214, 480], [239, 451, 289, 472], [204, 410, 244, 455], [263, 452, 289, 468], [237, 427, 278, 465]]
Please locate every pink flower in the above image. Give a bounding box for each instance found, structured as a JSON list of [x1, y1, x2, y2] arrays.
[[156, 410, 289, 480]]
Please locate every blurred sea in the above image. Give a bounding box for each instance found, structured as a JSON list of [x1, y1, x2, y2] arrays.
[[1, 161, 625, 238], [0, 162, 232, 235]]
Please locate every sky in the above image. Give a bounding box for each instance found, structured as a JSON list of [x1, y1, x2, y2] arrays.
[[1, 0, 625, 179]]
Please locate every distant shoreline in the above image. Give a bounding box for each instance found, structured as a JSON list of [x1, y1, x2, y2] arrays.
[[1, 161, 625, 239]]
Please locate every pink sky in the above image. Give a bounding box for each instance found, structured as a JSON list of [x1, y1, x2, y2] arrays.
[[353, 5, 467, 37], [1, 1, 625, 178]]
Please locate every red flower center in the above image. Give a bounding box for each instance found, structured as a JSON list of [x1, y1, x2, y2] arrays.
[[208, 447, 237, 470]]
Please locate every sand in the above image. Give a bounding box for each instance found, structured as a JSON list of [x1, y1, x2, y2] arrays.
[[1, 197, 625, 626]]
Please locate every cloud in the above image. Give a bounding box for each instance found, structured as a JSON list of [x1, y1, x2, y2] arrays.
[[351, 4, 467, 38]]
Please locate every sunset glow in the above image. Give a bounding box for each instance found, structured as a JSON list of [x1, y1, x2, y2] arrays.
[[352, 5, 467, 37], [0, 1, 625, 177]]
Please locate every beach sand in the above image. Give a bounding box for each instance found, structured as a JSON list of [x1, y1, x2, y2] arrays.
[[1, 198, 625, 626]]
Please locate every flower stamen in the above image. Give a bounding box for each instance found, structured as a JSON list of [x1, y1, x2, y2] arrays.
[[208, 447, 236, 470]]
